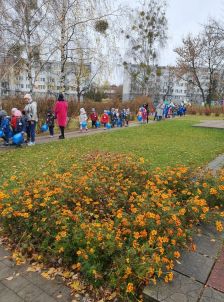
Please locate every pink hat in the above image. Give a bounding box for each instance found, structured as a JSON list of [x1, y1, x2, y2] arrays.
[[14, 110, 22, 117]]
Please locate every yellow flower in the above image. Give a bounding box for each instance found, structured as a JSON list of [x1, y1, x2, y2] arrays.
[[210, 188, 218, 195], [179, 208, 186, 215], [157, 268, 162, 277], [216, 221, 223, 232], [116, 209, 123, 219], [150, 230, 157, 236], [202, 207, 209, 213], [174, 251, 180, 259], [139, 157, 145, 164], [126, 283, 134, 293]]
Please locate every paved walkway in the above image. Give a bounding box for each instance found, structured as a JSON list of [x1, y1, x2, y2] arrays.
[[0, 245, 73, 302], [143, 224, 224, 302], [193, 120, 224, 129], [0, 121, 147, 150]]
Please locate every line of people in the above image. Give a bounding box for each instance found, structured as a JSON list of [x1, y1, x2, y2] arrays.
[[79, 108, 131, 132], [154, 100, 187, 121], [0, 94, 38, 146], [0, 93, 68, 146]]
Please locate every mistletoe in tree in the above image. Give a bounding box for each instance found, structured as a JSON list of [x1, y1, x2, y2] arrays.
[[124, 0, 167, 96]]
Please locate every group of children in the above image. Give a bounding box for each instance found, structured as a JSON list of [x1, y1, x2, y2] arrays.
[[0, 100, 188, 146], [0, 108, 27, 146], [154, 101, 187, 121], [78, 107, 131, 131], [0, 107, 55, 146]]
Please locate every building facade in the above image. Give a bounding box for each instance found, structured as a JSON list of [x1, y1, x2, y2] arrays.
[[0, 60, 91, 99], [122, 65, 218, 104]]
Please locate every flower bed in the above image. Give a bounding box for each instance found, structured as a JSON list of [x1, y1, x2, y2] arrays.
[[0, 153, 223, 301]]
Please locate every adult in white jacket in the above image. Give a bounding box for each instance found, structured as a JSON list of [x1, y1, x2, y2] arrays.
[[24, 94, 38, 146]]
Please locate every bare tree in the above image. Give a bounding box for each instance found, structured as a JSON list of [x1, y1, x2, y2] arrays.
[[0, 0, 51, 92], [123, 0, 168, 96], [174, 21, 224, 105], [47, 0, 122, 94]]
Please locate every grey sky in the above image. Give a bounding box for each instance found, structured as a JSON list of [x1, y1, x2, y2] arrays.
[[112, 0, 223, 84], [159, 0, 223, 64]]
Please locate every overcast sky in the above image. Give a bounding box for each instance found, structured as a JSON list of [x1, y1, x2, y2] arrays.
[[160, 0, 223, 65], [111, 0, 223, 84]]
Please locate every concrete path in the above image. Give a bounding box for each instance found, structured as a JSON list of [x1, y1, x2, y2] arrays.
[[207, 154, 224, 174], [0, 121, 151, 150], [144, 224, 224, 302], [0, 244, 73, 302], [193, 120, 224, 129]]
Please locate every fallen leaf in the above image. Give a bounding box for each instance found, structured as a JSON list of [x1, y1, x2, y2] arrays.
[[70, 280, 85, 291], [108, 292, 117, 300], [6, 276, 14, 281]]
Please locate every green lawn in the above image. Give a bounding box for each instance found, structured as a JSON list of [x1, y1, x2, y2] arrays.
[[1, 116, 224, 186]]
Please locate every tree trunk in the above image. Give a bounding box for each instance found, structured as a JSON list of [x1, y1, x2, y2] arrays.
[[60, 0, 67, 93], [25, 4, 33, 93], [77, 84, 81, 105]]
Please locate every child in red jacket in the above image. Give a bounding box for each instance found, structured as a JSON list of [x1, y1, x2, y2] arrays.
[[100, 110, 109, 129], [90, 108, 98, 128]]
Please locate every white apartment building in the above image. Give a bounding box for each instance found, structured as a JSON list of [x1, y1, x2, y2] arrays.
[[0, 61, 91, 99], [122, 65, 212, 103]]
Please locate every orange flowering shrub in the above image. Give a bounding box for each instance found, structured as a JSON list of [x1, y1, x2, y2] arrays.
[[0, 153, 222, 300]]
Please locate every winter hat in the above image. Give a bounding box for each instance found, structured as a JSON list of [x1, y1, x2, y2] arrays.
[[104, 110, 108, 113], [14, 110, 22, 117], [11, 108, 17, 115], [91, 108, 95, 112], [0, 110, 7, 117], [80, 108, 85, 114]]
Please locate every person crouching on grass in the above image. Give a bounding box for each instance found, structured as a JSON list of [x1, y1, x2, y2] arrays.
[[0, 110, 11, 146]]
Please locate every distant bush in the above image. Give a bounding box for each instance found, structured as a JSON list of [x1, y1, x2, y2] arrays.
[[1, 96, 154, 123], [187, 104, 223, 116]]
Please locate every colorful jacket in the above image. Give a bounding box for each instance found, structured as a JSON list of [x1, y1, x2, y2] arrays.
[[101, 113, 109, 124], [54, 100, 68, 127]]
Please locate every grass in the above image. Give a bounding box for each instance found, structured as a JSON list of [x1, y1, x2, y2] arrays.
[[1, 116, 224, 186]]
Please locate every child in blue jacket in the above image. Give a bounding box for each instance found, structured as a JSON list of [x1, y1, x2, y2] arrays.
[[0, 111, 11, 145]]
